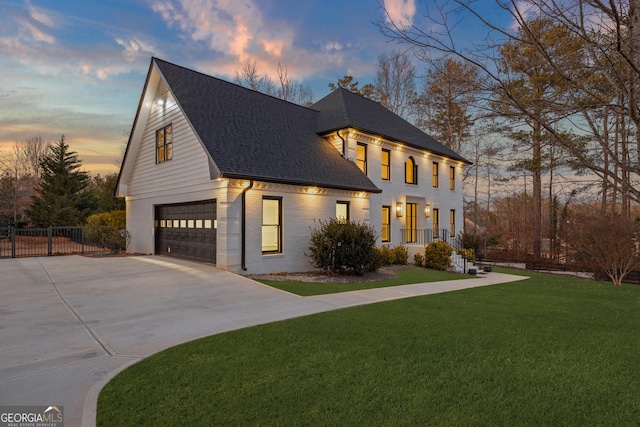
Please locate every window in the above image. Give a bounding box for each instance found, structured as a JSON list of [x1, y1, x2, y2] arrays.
[[432, 162, 439, 188], [450, 209, 456, 236], [381, 149, 391, 180], [405, 156, 418, 184], [406, 203, 418, 243], [356, 143, 367, 174], [450, 166, 455, 191], [433, 208, 440, 234], [382, 205, 391, 242], [156, 124, 173, 163], [262, 197, 282, 253], [336, 201, 350, 221]]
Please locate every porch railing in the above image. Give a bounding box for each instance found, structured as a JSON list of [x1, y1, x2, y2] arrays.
[[0, 226, 119, 259], [400, 228, 462, 251]]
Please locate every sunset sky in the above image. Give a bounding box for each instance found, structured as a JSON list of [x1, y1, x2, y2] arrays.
[[1, 0, 513, 176]]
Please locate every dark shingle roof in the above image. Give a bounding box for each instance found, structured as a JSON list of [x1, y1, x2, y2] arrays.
[[155, 58, 381, 193], [312, 88, 471, 164]]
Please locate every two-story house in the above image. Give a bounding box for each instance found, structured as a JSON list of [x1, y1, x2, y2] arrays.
[[116, 58, 471, 274]]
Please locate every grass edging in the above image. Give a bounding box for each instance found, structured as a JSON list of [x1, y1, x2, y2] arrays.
[[98, 270, 640, 426], [257, 268, 474, 296]]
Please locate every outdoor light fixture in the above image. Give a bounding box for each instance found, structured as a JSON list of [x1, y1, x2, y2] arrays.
[[425, 204, 431, 218], [396, 202, 403, 217], [306, 187, 320, 194]]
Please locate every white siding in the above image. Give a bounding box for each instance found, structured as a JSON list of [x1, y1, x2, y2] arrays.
[[128, 92, 213, 196], [238, 183, 369, 274], [125, 89, 220, 256], [342, 132, 466, 250]]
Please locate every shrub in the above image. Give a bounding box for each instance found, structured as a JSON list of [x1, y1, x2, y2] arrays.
[[414, 253, 424, 267], [424, 240, 453, 271], [376, 245, 394, 266], [392, 244, 409, 265], [86, 210, 129, 254], [458, 248, 476, 265], [306, 218, 379, 275]]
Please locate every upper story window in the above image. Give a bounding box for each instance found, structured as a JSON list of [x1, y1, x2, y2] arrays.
[[405, 156, 418, 184], [156, 124, 173, 164], [356, 143, 367, 174], [381, 149, 391, 181], [336, 201, 350, 222], [450, 166, 456, 191], [432, 162, 439, 188]]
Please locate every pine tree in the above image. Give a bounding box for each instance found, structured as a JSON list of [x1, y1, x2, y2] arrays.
[[26, 136, 97, 226]]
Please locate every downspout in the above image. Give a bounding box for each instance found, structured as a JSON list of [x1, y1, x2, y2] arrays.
[[336, 130, 347, 157], [241, 180, 254, 271]]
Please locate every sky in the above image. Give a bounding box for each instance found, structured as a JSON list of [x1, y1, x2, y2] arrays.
[[0, 0, 511, 176]]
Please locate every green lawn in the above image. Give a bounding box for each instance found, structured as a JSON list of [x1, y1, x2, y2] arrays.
[[258, 268, 471, 296], [98, 270, 640, 426]]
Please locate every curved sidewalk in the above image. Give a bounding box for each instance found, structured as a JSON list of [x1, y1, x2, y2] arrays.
[[0, 256, 527, 426]]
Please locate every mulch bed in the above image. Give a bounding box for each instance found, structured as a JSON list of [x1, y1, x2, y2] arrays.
[[245, 265, 412, 284]]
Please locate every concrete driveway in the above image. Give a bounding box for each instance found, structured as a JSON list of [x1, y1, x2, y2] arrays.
[[0, 255, 527, 426]]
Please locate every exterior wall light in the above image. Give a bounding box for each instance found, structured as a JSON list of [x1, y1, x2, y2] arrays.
[[306, 187, 320, 194], [425, 203, 431, 218], [396, 202, 403, 217]]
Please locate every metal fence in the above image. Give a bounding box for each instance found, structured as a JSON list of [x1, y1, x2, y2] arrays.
[[0, 226, 121, 259], [400, 228, 462, 250]]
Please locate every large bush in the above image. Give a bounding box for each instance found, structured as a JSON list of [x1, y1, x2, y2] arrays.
[[306, 218, 378, 275], [86, 210, 128, 254], [424, 240, 453, 271]]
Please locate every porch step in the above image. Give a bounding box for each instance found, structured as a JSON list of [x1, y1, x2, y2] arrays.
[[450, 250, 477, 274]]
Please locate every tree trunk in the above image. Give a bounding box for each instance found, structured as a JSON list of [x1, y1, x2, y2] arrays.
[[533, 118, 542, 262]]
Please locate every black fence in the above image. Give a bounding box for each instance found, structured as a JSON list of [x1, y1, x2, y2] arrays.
[[0, 226, 122, 259]]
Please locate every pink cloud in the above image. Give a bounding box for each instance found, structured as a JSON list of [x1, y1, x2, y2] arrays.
[[383, 0, 415, 28]]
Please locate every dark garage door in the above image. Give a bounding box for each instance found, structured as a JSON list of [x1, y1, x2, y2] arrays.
[[155, 200, 216, 264]]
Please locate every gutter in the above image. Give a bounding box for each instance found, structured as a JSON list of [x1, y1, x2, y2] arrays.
[[241, 180, 254, 271]]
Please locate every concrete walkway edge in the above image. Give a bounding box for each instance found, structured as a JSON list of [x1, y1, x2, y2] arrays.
[[82, 270, 528, 426]]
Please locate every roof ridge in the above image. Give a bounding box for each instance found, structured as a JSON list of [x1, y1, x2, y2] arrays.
[[152, 57, 316, 111]]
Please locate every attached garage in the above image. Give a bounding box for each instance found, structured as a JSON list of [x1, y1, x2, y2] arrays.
[[155, 200, 217, 264]]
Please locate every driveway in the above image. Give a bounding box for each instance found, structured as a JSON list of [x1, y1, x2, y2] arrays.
[[0, 255, 527, 426]]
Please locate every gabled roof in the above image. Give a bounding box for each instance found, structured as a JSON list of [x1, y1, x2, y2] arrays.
[[312, 88, 471, 164], [153, 58, 381, 193]]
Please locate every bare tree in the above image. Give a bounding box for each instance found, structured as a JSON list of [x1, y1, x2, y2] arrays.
[[578, 216, 640, 286], [380, 0, 640, 260], [374, 50, 417, 118], [235, 60, 314, 106], [234, 60, 276, 96], [276, 62, 314, 106], [0, 138, 48, 225]]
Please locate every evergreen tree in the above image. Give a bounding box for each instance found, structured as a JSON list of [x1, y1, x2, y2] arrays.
[[26, 136, 97, 226]]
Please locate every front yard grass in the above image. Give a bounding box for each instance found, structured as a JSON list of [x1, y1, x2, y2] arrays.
[[258, 268, 470, 296], [98, 269, 640, 426]]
